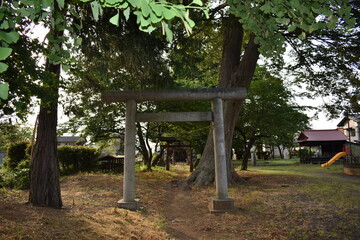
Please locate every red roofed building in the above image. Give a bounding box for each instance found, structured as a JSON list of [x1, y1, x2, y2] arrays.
[[297, 129, 347, 164]]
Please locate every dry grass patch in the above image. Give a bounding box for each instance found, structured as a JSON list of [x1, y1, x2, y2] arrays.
[[0, 163, 359, 240]]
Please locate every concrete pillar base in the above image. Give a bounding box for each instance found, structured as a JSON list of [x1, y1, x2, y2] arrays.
[[117, 199, 140, 211], [209, 197, 237, 213]]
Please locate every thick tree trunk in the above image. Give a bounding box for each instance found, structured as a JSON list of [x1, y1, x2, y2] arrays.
[[187, 16, 260, 185], [29, 62, 62, 208], [270, 145, 275, 159], [241, 137, 256, 170], [187, 133, 216, 185], [29, 4, 64, 208], [136, 122, 152, 170], [241, 151, 250, 170], [152, 147, 164, 167], [277, 145, 284, 159], [145, 126, 153, 170]]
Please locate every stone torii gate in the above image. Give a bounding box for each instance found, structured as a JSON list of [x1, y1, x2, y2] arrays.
[[102, 88, 246, 213]]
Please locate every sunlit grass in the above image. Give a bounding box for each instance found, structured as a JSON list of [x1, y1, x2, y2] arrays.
[[235, 158, 359, 232], [235, 158, 344, 176], [136, 166, 181, 181], [297, 180, 360, 209], [251, 165, 344, 176]]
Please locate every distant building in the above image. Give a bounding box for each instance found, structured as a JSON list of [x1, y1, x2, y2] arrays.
[[57, 136, 84, 146], [337, 115, 360, 143]]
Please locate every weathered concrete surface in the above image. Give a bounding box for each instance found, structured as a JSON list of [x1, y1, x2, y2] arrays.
[[102, 88, 246, 102], [117, 199, 140, 211], [122, 100, 137, 205], [212, 98, 228, 199], [209, 197, 237, 214], [135, 112, 213, 122]]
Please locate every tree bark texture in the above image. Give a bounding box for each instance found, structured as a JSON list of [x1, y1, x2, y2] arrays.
[[187, 16, 260, 185], [29, 61, 62, 208]]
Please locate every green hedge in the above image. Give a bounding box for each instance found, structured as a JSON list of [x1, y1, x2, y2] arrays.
[[1, 141, 31, 189], [58, 145, 100, 174], [5, 143, 100, 174], [5, 141, 31, 170], [0, 143, 100, 189]]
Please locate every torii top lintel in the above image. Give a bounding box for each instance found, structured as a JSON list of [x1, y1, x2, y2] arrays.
[[102, 88, 247, 103]]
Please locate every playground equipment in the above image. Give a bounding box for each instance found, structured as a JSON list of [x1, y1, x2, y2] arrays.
[[321, 152, 347, 167]]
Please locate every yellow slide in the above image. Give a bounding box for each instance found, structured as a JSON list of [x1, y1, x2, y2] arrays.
[[321, 152, 347, 167]]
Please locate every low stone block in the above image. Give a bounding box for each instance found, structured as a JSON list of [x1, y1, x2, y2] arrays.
[[117, 199, 140, 211], [209, 197, 237, 213]]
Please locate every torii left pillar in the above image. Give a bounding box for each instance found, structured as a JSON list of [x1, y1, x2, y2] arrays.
[[117, 100, 140, 210], [209, 98, 235, 213]]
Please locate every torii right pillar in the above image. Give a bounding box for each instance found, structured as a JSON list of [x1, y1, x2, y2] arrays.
[[210, 98, 236, 213]]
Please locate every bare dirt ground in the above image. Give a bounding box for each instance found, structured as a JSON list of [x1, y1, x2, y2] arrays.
[[0, 164, 359, 240]]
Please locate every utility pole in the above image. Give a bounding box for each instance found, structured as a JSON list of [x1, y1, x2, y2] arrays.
[[346, 113, 353, 165]]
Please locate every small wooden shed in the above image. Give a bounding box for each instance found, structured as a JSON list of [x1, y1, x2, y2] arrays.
[[297, 129, 347, 164], [96, 155, 124, 173]]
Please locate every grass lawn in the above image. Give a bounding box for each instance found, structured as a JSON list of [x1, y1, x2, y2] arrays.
[[0, 159, 359, 240], [244, 158, 346, 176]]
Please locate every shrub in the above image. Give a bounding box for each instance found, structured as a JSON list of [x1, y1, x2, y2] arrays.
[[58, 145, 78, 173], [5, 141, 31, 170], [1, 143, 100, 188], [0, 142, 31, 189], [76, 146, 100, 172], [58, 145, 100, 174], [0, 169, 14, 188], [299, 148, 315, 156], [13, 167, 30, 189], [0, 165, 29, 189], [17, 158, 30, 170]]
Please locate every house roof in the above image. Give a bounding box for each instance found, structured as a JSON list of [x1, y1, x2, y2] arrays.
[[337, 114, 360, 127], [297, 129, 347, 142], [337, 117, 349, 127], [57, 136, 81, 142]]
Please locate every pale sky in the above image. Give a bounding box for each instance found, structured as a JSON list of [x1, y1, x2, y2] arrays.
[[296, 95, 343, 130], [310, 112, 342, 130]]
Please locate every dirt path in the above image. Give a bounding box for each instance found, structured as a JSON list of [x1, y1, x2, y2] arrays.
[[162, 180, 201, 240], [158, 164, 216, 240]]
